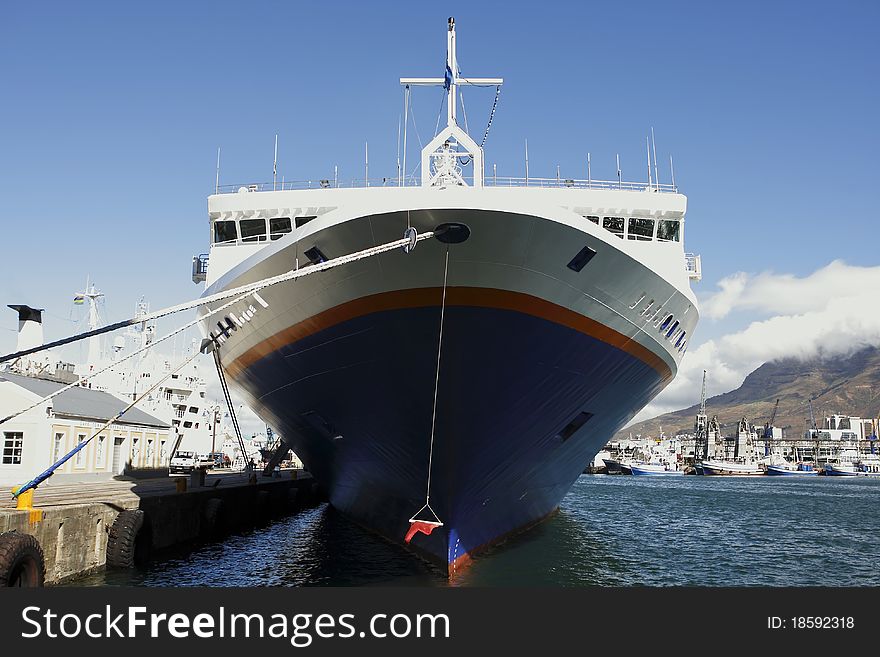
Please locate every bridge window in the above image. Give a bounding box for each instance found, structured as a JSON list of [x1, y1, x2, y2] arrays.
[[240, 218, 267, 243], [675, 331, 687, 348], [627, 217, 655, 241], [666, 320, 680, 339], [657, 219, 680, 242], [270, 217, 292, 240], [584, 215, 600, 225], [213, 220, 238, 244], [602, 216, 625, 238], [659, 314, 674, 332]]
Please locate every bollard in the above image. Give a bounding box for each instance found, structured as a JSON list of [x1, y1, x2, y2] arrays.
[[13, 487, 34, 511], [176, 477, 187, 493], [190, 468, 206, 488]]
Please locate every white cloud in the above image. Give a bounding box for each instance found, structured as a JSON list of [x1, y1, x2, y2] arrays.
[[701, 260, 880, 320], [630, 260, 880, 424]]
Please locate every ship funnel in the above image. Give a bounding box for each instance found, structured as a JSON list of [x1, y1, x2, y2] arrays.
[[8, 305, 45, 353]]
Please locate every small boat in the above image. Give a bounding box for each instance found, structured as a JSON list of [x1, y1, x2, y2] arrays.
[[764, 454, 818, 476], [698, 459, 764, 476], [765, 462, 818, 476], [824, 455, 880, 477], [630, 461, 684, 476], [602, 458, 633, 475]]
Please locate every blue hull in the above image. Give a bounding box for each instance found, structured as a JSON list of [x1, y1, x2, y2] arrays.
[[766, 465, 818, 476], [228, 295, 667, 572]]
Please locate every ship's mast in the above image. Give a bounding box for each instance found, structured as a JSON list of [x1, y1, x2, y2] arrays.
[[79, 278, 104, 371], [400, 17, 503, 188]]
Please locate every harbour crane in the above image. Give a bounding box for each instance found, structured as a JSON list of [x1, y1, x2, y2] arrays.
[[694, 370, 708, 462], [763, 398, 780, 455]]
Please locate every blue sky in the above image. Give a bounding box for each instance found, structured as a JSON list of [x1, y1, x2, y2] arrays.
[[2, 1, 879, 417]]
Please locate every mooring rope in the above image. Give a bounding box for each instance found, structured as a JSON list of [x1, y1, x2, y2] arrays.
[[0, 292, 258, 428], [0, 230, 436, 428], [12, 351, 200, 498], [0, 230, 436, 366], [212, 346, 249, 472]]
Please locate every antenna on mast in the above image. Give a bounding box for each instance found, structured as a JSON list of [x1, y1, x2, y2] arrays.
[[616, 154, 621, 189], [651, 127, 659, 190], [215, 147, 221, 194], [587, 152, 591, 188], [525, 139, 529, 184], [670, 154, 676, 190], [273, 134, 278, 191], [364, 141, 369, 187], [646, 136, 652, 188]]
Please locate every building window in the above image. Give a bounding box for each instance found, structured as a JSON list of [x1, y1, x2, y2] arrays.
[[160, 440, 168, 461], [189, 406, 199, 414], [53, 432, 65, 463], [96, 435, 106, 469], [270, 217, 292, 240], [239, 218, 267, 243], [74, 433, 87, 467], [2, 432, 23, 465], [146, 439, 154, 464], [183, 421, 193, 429], [132, 437, 140, 465]]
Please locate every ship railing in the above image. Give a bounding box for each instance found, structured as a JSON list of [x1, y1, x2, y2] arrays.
[[685, 253, 702, 281], [213, 176, 678, 194]]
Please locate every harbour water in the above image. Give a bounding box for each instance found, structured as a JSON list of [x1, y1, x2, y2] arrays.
[[67, 474, 880, 587]]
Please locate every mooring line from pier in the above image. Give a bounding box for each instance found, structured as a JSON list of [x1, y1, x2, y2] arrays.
[[0, 230, 436, 429], [0, 230, 436, 366], [12, 351, 200, 498]]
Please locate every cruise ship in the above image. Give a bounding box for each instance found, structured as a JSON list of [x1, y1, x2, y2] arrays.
[[193, 18, 701, 574]]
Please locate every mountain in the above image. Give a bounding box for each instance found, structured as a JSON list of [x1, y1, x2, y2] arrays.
[[617, 346, 880, 440]]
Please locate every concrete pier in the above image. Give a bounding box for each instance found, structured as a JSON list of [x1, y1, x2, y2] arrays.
[[0, 469, 318, 584]]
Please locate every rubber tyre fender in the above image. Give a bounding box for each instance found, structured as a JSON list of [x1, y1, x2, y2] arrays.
[[106, 509, 152, 569], [0, 531, 45, 587]]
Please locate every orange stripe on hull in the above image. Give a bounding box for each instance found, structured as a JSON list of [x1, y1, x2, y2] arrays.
[[226, 287, 672, 381]]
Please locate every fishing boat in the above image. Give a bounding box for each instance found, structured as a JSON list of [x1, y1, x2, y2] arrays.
[[629, 461, 684, 476], [764, 461, 818, 476], [698, 459, 764, 476], [193, 18, 701, 574]]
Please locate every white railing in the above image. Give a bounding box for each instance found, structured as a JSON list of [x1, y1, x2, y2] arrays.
[[214, 175, 678, 195]]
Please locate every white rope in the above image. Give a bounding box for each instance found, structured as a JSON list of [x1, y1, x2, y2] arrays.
[[0, 291, 256, 427], [412, 246, 450, 526], [13, 350, 201, 496], [0, 230, 436, 427], [1, 231, 436, 365]]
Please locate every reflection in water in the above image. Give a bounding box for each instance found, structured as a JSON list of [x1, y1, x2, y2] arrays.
[[68, 475, 880, 587]]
